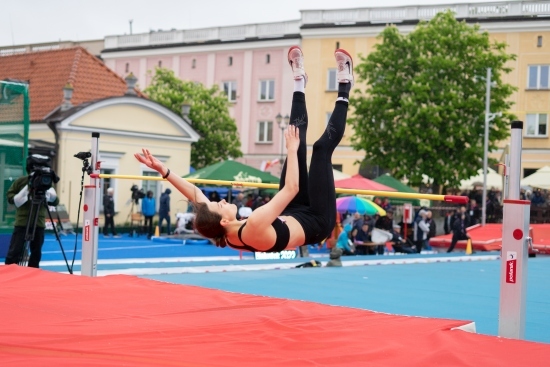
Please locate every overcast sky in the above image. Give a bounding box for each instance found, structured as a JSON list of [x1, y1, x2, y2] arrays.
[[2, 0, 501, 46]]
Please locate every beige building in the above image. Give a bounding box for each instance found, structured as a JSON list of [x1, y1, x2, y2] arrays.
[[300, 1, 550, 178]]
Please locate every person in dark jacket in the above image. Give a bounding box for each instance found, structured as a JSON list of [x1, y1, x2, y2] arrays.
[[5, 155, 60, 268], [103, 187, 120, 237], [141, 190, 156, 239], [158, 188, 172, 235], [447, 212, 471, 253]]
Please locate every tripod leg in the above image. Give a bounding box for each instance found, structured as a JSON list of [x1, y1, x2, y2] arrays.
[[20, 198, 42, 267]]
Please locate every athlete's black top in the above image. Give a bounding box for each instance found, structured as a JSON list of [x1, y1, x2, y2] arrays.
[[226, 217, 289, 253]]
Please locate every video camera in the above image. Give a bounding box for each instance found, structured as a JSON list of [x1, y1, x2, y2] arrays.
[[130, 184, 145, 204], [26, 154, 59, 198]]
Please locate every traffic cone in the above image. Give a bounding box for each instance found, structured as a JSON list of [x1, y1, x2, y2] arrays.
[[465, 238, 473, 255], [154, 225, 160, 237]]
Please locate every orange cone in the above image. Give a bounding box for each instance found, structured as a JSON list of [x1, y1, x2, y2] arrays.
[[154, 225, 160, 237], [465, 238, 473, 255]]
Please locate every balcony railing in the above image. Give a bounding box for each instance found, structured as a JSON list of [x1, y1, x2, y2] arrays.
[[301, 1, 550, 24], [104, 20, 301, 50]]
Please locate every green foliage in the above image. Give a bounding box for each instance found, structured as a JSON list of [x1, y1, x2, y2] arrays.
[[144, 68, 242, 169], [349, 11, 517, 189]]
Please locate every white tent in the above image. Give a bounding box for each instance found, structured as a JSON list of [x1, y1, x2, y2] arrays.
[[333, 169, 351, 181], [459, 167, 503, 191], [521, 166, 550, 190]]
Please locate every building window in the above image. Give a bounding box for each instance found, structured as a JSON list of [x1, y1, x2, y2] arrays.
[[327, 69, 337, 91], [158, 60, 162, 67], [257, 121, 273, 142], [526, 113, 548, 137], [192, 59, 196, 69], [528, 65, 549, 89], [537, 36, 543, 48], [223, 81, 237, 102], [266, 54, 270, 64], [228, 56, 233, 66], [125, 63, 129, 73], [259, 80, 275, 101]]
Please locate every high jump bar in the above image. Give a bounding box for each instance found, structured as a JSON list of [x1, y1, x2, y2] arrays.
[[90, 173, 468, 204]]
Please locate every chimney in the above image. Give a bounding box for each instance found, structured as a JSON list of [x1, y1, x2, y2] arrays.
[[181, 103, 191, 117], [61, 83, 74, 111], [182, 103, 191, 124], [125, 72, 138, 95]]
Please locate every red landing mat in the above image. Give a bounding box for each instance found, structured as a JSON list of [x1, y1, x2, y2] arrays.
[[1, 265, 549, 367], [430, 223, 504, 251]]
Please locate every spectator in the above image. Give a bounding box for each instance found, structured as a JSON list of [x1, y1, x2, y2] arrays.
[[208, 191, 221, 202], [158, 188, 171, 235], [375, 209, 413, 253], [381, 197, 392, 211], [531, 190, 546, 206], [103, 187, 120, 238], [233, 192, 245, 219], [468, 199, 481, 225], [413, 209, 430, 253], [336, 223, 355, 256], [141, 190, 156, 239], [443, 209, 455, 235], [354, 222, 373, 255], [425, 210, 436, 251], [350, 212, 364, 240]]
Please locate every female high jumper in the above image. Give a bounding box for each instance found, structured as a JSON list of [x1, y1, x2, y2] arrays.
[[135, 46, 354, 252]]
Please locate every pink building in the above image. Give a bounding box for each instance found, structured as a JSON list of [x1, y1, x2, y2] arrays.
[[102, 21, 301, 174]]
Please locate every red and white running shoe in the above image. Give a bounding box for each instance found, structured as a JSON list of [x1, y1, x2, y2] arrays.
[[335, 48, 354, 87]]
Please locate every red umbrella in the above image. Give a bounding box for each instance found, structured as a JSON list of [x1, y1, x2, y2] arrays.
[[334, 174, 396, 191]]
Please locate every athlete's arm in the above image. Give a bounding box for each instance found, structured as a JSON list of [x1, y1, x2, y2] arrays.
[[134, 149, 209, 204]]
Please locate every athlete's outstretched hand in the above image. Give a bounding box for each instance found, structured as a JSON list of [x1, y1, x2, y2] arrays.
[[285, 125, 300, 153], [134, 149, 165, 174]]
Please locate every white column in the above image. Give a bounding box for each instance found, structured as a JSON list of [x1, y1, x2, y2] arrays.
[[499, 121, 529, 340]]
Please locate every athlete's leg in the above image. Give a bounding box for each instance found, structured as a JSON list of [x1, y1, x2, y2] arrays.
[[308, 49, 354, 230], [279, 46, 309, 206]]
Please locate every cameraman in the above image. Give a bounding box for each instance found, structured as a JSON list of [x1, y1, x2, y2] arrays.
[[5, 156, 59, 268]]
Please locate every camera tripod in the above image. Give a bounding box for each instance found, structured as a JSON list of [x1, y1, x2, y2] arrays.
[[18, 192, 72, 273]]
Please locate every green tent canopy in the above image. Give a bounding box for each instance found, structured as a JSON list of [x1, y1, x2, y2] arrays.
[[373, 174, 424, 207], [184, 160, 280, 184]]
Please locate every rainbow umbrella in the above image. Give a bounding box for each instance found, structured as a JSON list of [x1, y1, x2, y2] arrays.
[[336, 196, 386, 216]]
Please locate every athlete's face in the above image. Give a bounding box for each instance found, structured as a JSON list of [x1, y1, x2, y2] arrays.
[[208, 199, 237, 220]]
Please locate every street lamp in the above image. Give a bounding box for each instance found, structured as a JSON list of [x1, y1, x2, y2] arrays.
[[276, 113, 290, 165], [481, 68, 502, 226]]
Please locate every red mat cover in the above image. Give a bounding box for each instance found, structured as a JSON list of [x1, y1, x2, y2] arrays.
[[430, 223, 503, 251], [0, 265, 549, 366]]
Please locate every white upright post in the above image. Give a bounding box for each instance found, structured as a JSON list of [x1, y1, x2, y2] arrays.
[[81, 132, 101, 276], [499, 121, 529, 339]]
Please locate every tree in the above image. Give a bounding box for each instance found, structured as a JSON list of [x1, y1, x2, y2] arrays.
[[349, 11, 517, 190], [144, 68, 242, 169]]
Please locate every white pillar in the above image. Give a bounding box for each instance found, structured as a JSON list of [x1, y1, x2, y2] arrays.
[[498, 121, 529, 339], [81, 132, 101, 276]]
